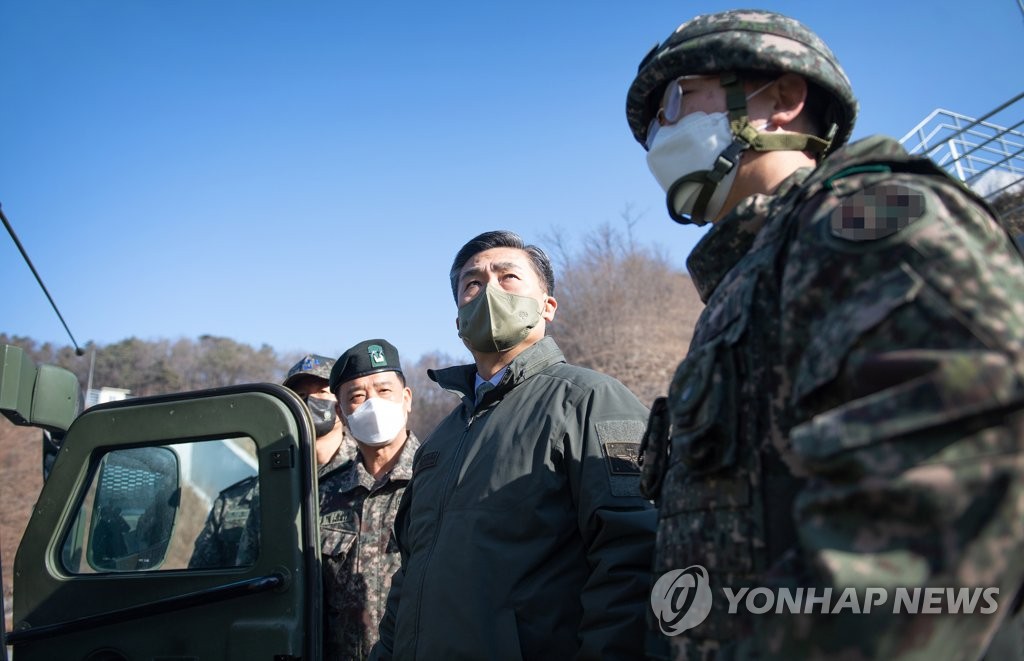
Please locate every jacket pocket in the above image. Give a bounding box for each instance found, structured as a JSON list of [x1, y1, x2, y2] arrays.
[[493, 608, 524, 661], [788, 261, 1023, 475], [656, 302, 758, 583], [658, 337, 753, 577], [790, 349, 1022, 476], [321, 509, 359, 559], [792, 263, 923, 405], [667, 338, 739, 478]]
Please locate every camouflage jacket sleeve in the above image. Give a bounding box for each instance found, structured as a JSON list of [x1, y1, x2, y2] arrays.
[[767, 162, 1024, 658], [234, 496, 259, 566], [188, 493, 231, 568]]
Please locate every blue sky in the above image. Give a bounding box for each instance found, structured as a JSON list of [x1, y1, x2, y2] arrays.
[[3, 1, 1022, 368]]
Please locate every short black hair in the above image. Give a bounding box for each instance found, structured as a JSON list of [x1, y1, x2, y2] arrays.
[[449, 230, 555, 301]]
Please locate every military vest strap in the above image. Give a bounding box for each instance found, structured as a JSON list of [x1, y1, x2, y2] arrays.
[[639, 397, 671, 500]]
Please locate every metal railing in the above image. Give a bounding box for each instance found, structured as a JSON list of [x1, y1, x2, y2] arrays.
[[898, 92, 1024, 205]]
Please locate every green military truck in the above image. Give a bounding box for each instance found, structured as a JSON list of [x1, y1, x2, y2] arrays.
[[0, 343, 324, 661]]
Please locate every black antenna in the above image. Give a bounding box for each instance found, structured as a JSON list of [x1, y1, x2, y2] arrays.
[[1, 202, 85, 356]]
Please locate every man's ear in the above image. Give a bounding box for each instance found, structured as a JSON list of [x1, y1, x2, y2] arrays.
[[542, 295, 558, 322], [768, 73, 808, 130]]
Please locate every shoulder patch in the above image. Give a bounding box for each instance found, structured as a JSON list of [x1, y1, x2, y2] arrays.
[[829, 183, 925, 242], [595, 420, 646, 498], [414, 450, 439, 472], [602, 442, 642, 475]]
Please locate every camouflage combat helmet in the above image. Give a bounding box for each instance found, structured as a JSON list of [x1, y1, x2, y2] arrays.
[[626, 9, 858, 154]]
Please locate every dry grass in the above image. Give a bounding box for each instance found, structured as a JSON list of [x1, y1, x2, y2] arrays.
[[0, 418, 45, 632]]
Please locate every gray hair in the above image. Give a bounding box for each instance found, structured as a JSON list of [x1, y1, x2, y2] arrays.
[[448, 230, 555, 301]]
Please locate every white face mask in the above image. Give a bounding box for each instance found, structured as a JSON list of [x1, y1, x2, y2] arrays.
[[645, 80, 775, 225], [345, 396, 407, 447], [645, 111, 739, 224]]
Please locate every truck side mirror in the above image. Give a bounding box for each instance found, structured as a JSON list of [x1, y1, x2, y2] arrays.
[[0, 344, 80, 433], [66, 446, 182, 572]]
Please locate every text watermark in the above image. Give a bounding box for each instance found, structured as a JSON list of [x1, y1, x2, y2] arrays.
[[650, 565, 999, 637]]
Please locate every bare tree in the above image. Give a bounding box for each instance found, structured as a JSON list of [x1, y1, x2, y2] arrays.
[[1, 334, 296, 397], [404, 351, 463, 440], [545, 217, 704, 406]]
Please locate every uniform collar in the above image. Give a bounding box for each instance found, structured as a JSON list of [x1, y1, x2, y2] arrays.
[[329, 431, 420, 494], [317, 431, 359, 478], [686, 167, 812, 302], [429, 336, 566, 404]]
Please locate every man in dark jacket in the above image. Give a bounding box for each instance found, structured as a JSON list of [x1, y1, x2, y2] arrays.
[[372, 230, 656, 660]]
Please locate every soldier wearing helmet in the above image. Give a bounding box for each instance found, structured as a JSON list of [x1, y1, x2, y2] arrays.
[[629, 10, 1024, 660]]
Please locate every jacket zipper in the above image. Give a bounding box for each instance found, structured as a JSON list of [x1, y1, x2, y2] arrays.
[[408, 402, 486, 658]]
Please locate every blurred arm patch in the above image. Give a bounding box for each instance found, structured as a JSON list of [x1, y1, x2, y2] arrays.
[[602, 442, 642, 475], [830, 184, 925, 242], [596, 420, 645, 498]]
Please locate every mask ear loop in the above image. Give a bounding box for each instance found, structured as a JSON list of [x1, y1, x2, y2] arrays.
[[656, 73, 755, 226], [745, 79, 775, 102], [658, 72, 753, 226]]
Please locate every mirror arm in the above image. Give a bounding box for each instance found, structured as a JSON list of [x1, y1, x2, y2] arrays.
[[6, 573, 285, 644]]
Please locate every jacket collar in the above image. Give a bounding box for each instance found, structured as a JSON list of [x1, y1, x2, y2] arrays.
[[429, 336, 567, 408], [686, 167, 812, 303], [686, 136, 921, 302]]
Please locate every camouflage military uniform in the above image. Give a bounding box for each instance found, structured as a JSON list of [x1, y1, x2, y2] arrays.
[[234, 431, 360, 566], [626, 10, 1024, 659], [188, 475, 258, 569], [320, 432, 419, 660], [641, 134, 1024, 659]]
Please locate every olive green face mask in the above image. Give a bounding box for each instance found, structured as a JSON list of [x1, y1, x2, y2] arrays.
[[457, 283, 544, 353]]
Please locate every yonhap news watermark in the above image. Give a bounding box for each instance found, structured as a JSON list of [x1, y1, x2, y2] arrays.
[[651, 565, 1001, 637]]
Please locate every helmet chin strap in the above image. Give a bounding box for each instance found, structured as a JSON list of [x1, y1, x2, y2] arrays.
[[666, 72, 840, 226], [721, 72, 836, 154], [665, 139, 745, 225]]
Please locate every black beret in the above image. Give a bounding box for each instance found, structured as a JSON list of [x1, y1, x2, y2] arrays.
[[329, 339, 403, 392]]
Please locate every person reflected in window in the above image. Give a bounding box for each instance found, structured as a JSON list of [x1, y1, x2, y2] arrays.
[[91, 505, 129, 569], [190, 354, 352, 569]]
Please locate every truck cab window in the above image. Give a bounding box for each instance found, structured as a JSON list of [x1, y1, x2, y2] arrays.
[[60, 437, 259, 573]]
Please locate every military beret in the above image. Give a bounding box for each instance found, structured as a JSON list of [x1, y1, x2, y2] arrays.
[[283, 354, 335, 388], [329, 339, 403, 392]]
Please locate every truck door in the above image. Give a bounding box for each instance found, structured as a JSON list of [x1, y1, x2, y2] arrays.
[[7, 384, 322, 661]]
